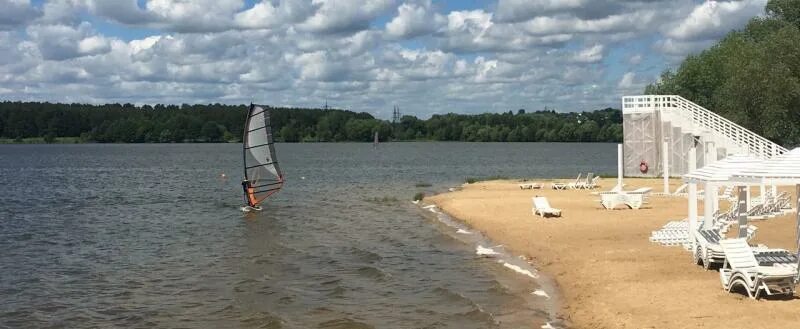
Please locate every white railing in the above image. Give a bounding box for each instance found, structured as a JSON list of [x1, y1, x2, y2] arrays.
[[622, 95, 787, 159]]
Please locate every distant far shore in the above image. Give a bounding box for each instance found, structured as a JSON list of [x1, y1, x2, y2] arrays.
[[0, 138, 620, 145]]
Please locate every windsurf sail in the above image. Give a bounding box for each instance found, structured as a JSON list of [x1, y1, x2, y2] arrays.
[[373, 131, 379, 147], [242, 104, 283, 207]]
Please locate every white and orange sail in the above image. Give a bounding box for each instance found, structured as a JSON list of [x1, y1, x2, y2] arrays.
[[242, 104, 283, 209]]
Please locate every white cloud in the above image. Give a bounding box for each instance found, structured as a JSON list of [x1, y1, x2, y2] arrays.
[[234, 1, 282, 29], [495, 0, 586, 23], [572, 44, 604, 63], [26, 22, 112, 60], [385, 0, 439, 39], [521, 10, 657, 36], [234, 0, 315, 30], [298, 0, 394, 34], [618, 72, 635, 89], [38, 0, 84, 25], [667, 0, 766, 41], [85, 0, 156, 25], [0, 0, 770, 116], [0, 0, 40, 29]]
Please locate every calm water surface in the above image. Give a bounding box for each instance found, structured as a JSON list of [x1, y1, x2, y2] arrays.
[[0, 143, 615, 328]]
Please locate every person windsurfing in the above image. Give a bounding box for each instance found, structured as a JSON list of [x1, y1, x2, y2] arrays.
[[242, 179, 259, 208], [241, 104, 283, 212]]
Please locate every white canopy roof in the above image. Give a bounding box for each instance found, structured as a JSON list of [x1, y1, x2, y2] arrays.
[[732, 148, 800, 185], [683, 154, 764, 184]]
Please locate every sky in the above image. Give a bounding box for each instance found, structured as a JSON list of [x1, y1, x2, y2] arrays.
[[0, 0, 769, 119]]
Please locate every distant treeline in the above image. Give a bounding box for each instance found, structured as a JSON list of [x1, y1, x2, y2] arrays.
[[646, 0, 800, 146], [0, 101, 622, 143]]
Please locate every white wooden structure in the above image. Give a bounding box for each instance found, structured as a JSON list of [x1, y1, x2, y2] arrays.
[[622, 95, 786, 178], [683, 154, 764, 243], [731, 148, 800, 272]]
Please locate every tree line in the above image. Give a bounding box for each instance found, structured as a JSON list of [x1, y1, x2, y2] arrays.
[[645, 0, 800, 147], [0, 101, 622, 143]]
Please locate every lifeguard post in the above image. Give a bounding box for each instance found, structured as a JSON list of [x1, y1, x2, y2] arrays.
[[621, 95, 785, 178]]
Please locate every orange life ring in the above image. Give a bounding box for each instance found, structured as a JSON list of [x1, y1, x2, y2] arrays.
[[639, 160, 649, 173]]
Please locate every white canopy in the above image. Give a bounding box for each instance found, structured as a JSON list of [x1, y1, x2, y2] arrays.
[[732, 148, 800, 185], [683, 154, 764, 184]]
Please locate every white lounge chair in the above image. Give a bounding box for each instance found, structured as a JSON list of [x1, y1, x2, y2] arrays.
[[719, 186, 736, 202], [570, 172, 593, 189], [532, 196, 561, 218], [552, 173, 581, 190], [585, 176, 601, 189], [694, 226, 757, 270], [574, 173, 597, 189], [719, 238, 797, 299], [599, 187, 652, 209], [519, 182, 543, 190]]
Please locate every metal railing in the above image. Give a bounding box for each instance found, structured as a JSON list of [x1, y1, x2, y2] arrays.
[[622, 95, 786, 159]]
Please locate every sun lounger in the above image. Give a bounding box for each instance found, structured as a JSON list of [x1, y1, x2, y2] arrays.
[[552, 173, 581, 190], [519, 182, 543, 190], [570, 172, 594, 189], [532, 196, 561, 218], [719, 186, 736, 202], [754, 249, 798, 266], [565, 173, 584, 189], [578, 175, 600, 189], [649, 220, 693, 246], [599, 187, 651, 209], [694, 229, 725, 269], [719, 238, 798, 299], [694, 226, 757, 270]]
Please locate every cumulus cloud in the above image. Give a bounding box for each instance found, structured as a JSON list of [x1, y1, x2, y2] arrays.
[[385, 0, 440, 39], [572, 44, 604, 63], [0, 0, 770, 115], [667, 0, 766, 41], [26, 22, 111, 60], [0, 0, 41, 29], [85, 0, 156, 25], [298, 0, 394, 34], [618, 72, 635, 89], [495, 0, 586, 23]]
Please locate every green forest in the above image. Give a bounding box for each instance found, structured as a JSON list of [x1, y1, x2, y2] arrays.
[[0, 101, 622, 143], [646, 0, 800, 146]]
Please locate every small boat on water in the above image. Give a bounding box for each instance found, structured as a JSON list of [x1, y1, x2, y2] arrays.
[[241, 104, 284, 212]]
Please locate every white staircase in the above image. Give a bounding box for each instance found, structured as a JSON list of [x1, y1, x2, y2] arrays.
[[622, 95, 786, 177], [623, 95, 786, 159]]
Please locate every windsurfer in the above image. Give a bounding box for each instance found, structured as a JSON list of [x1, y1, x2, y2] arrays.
[[241, 180, 258, 208]]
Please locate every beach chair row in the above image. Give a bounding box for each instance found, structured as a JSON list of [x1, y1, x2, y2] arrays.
[[550, 173, 600, 190]]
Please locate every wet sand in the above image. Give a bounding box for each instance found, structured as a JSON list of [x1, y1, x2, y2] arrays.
[[428, 178, 800, 329]]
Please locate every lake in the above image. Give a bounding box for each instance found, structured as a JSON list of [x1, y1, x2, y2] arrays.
[[0, 142, 616, 328]]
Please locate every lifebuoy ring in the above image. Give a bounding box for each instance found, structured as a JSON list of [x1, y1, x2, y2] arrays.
[[639, 160, 649, 173]]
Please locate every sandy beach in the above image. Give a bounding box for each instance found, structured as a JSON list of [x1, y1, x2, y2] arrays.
[[428, 178, 800, 329]]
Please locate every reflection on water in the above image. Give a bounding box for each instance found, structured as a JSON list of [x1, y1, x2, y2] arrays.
[[0, 143, 615, 328]]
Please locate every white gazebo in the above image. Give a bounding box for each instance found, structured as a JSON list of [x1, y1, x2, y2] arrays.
[[731, 148, 800, 257], [682, 154, 765, 248]]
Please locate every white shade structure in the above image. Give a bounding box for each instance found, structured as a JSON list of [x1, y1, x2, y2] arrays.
[[731, 148, 800, 185], [683, 154, 765, 231], [684, 154, 764, 184], [729, 148, 800, 276]]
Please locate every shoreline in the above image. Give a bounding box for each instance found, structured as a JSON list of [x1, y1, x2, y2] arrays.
[[418, 201, 566, 328], [427, 178, 800, 329]]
